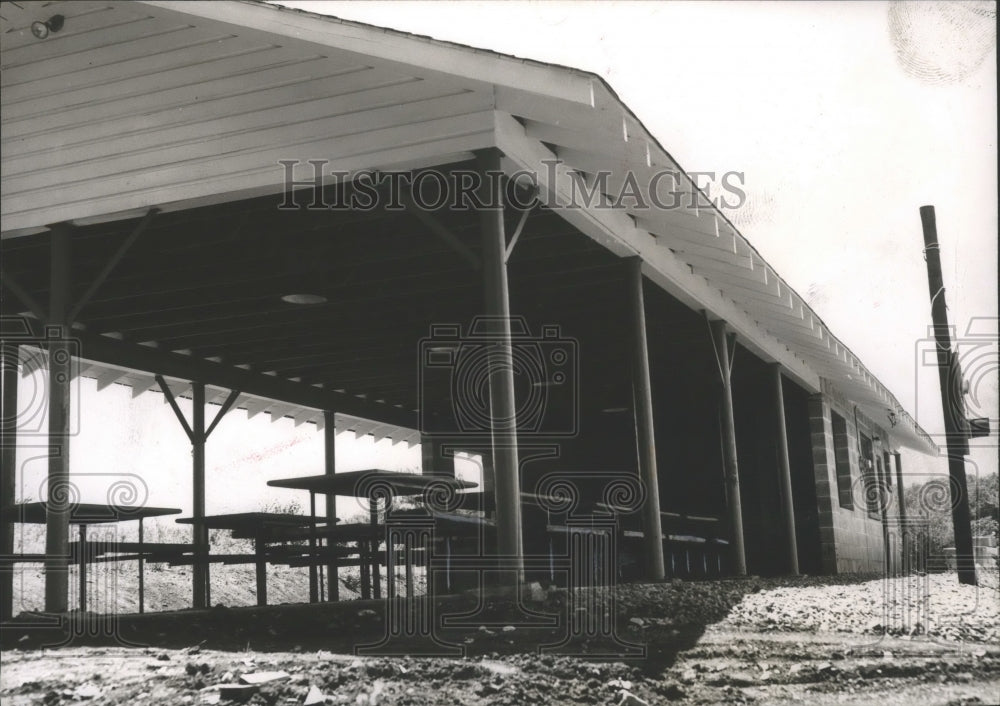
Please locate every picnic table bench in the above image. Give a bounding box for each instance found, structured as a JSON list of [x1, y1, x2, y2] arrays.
[[175, 512, 329, 606], [1, 502, 182, 613], [267, 470, 476, 601]]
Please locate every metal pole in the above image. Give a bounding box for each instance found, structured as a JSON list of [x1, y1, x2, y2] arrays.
[[476, 148, 523, 588], [918, 205, 976, 586], [771, 364, 799, 575], [710, 319, 747, 576], [192, 382, 208, 607], [323, 410, 338, 601], [1, 342, 19, 621], [626, 258, 666, 581], [45, 224, 72, 613]]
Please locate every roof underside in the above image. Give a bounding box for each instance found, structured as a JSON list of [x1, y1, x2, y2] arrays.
[[4, 182, 627, 445], [0, 0, 936, 454]]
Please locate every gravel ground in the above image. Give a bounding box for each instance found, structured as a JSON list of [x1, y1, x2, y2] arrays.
[[2, 633, 997, 706], [717, 572, 999, 644], [2, 572, 997, 705]]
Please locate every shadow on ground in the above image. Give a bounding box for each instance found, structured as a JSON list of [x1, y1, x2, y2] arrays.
[[1, 575, 890, 676]]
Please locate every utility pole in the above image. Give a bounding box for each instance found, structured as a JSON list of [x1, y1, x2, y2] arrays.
[[918, 205, 978, 586]]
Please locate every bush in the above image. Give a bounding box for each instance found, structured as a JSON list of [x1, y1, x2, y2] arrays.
[[904, 472, 999, 568]]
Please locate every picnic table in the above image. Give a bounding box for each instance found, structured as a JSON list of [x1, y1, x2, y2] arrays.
[[1, 501, 182, 613], [595, 502, 729, 578], [267, 469, 476, 497], [175, 512, 330, 606], [267, 471, 476, 600]]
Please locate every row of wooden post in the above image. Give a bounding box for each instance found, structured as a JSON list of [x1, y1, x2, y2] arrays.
[[0, 148, 808, 618], [471, 150, 800, 582]]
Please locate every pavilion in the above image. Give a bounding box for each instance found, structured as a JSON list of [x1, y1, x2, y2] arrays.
[[0, 0, 937, 618]]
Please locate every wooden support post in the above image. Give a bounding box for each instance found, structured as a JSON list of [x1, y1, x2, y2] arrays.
[[771, 364, 799, 575], [192, 382, 208, 609], [421, 433, 455, 596], [45, 224, 72, 613], [480, 452, 496, 527], [708, 319, 748, 576], [1, 342, 19, 621], [420, 434, 436, 476], [876, 451, 892, 573], [323, 410, 339, 601], [78, 525, 87, 611], [309, 492, 318, 603], [421, 435, 435, 475], [138, 518, 145, 614], [420, 434, 454, 477], [893, 452, 908, 573], [476, 148, 523, 587], [370, 500, 381, 599], [254, 531, 267, 607], [893, 452, 907, 525], [159, 380, 236, 608], [359, 541, 371, 600], [405, 543, 414, 598], [626, 258, 666, 581], [318, 552, 325, 603]]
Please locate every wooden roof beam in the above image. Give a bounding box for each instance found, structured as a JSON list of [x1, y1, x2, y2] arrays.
[[243, 398, 272, 420], [38, 323, 417, 427], [398, 190, 481, 269], [68, 209, 158, 323]]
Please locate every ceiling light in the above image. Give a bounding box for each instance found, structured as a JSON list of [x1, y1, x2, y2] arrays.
[[31, 14, 64, 40], [281, 293, 327, 305], [601, 406, 630, 414]]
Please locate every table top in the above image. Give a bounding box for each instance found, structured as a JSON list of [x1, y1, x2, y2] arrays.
[[260, 522, 387, 542], [388, 509, 497, 534], [267, 470, 476, 497], [174, 512, 332, 532], [68, 540, 193, 553], [446, 490, 572, 512], [1, 502, 181, 525]]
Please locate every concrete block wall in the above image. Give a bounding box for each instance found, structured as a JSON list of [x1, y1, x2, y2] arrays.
[[807, 380, 900, 574], [807, 393, 839, 573]]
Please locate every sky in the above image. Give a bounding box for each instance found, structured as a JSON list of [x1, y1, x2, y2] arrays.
[[9, 1, 998, 521]]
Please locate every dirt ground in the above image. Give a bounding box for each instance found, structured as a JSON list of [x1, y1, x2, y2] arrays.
[[2, 573, 998, 705]]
